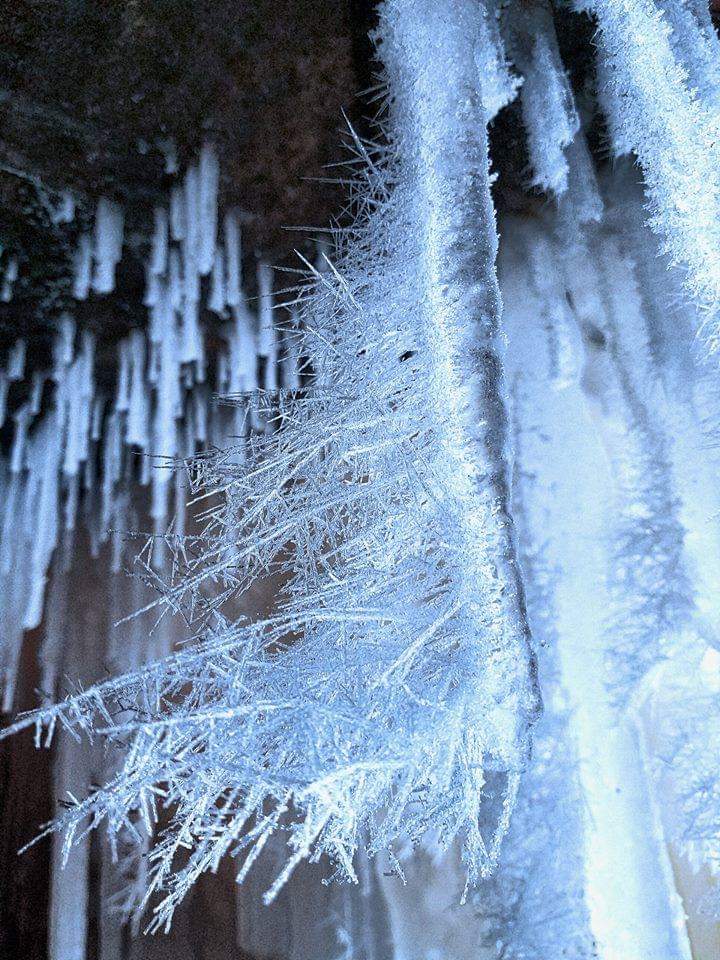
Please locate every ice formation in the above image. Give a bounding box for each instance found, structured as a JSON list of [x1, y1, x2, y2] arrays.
[[583, 0, 720, 338], [1, 2, 720, 957], [0, 143, 272, 704]]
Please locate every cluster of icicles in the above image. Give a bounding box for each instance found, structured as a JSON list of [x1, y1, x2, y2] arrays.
[[0, 142, 306, 712]]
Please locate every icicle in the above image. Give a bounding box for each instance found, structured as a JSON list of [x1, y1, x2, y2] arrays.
[[584, 0, 720, 331], [282, 309, 302, 390], [475, 0, 521, 120], [515, 13, 579, 195], [181, 363, 194, 390], [51, 190, 75, 225], [184, 165, 200, 272], [127, 331, 149, 450], [23, 414, 63, 630], [524, 224, 582, 390], [198, 142, 220, 276], [143, 265, 161, 308], [62, 332, 95, 479], [49, 722, 91, 960], [2, 255, 18, 302], [151, 278, 181, 561], [257, 262, 277, 391], [39, 553, 69, 702], [383, 0, 541, 775], [152, 259, 179, 351], [230, 301, 258, 394], [91, 397, 104, 443], [594, 49, 635, 157], [174, 465, 187, 540], [114, 339, 131, 414], [563, 130, 604, 225], [0, 373, 8, 430], [92, 197, 125, 295], [10, 405, 30, 474], [64, 473, 80, 534], [209, 246, 226, 314], [0, 470, 20, 577], [150, 206, 169, 277], [168, 248, 183, 311], [181, 297, 204, 374], [139, 442, 151, 486], [216, 350, 230, 395], [101, 412, 122, 534], [5, 256, 19, 285], [180, 165, 205, 374], [170, 184, 186, 241], [59, 190, 75, 224], [110, 491, 128, 574], [30, 371, 45, 416], [181, 400, 196, 460], [53, 315, 75, 377], [655, 0, 720, 112], [193, 386, 208, 446], [224, 209, 242, 306], [607, 160, 695, 391], [8, 338, 26, 381], [72, 233, 93, 300], [159, 138, 179, 175]]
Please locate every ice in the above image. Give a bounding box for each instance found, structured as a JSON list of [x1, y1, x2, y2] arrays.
[[7, 339, 26, 381], [475, 0, 521, 120], [92, 197, 125, 295], [197, 142, 220, 276], [127, 330, 149, 450], [209, 247, 226, 314], [170, 184, 186, 241], [72, 233, 93, 300], [224, 209, 242, 306], [150, 206, 169, 277], [586, 0, 720, 332], [518, 18, 579, 194], [257, 261, 277, 390], [114, 339, 131, 414]]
